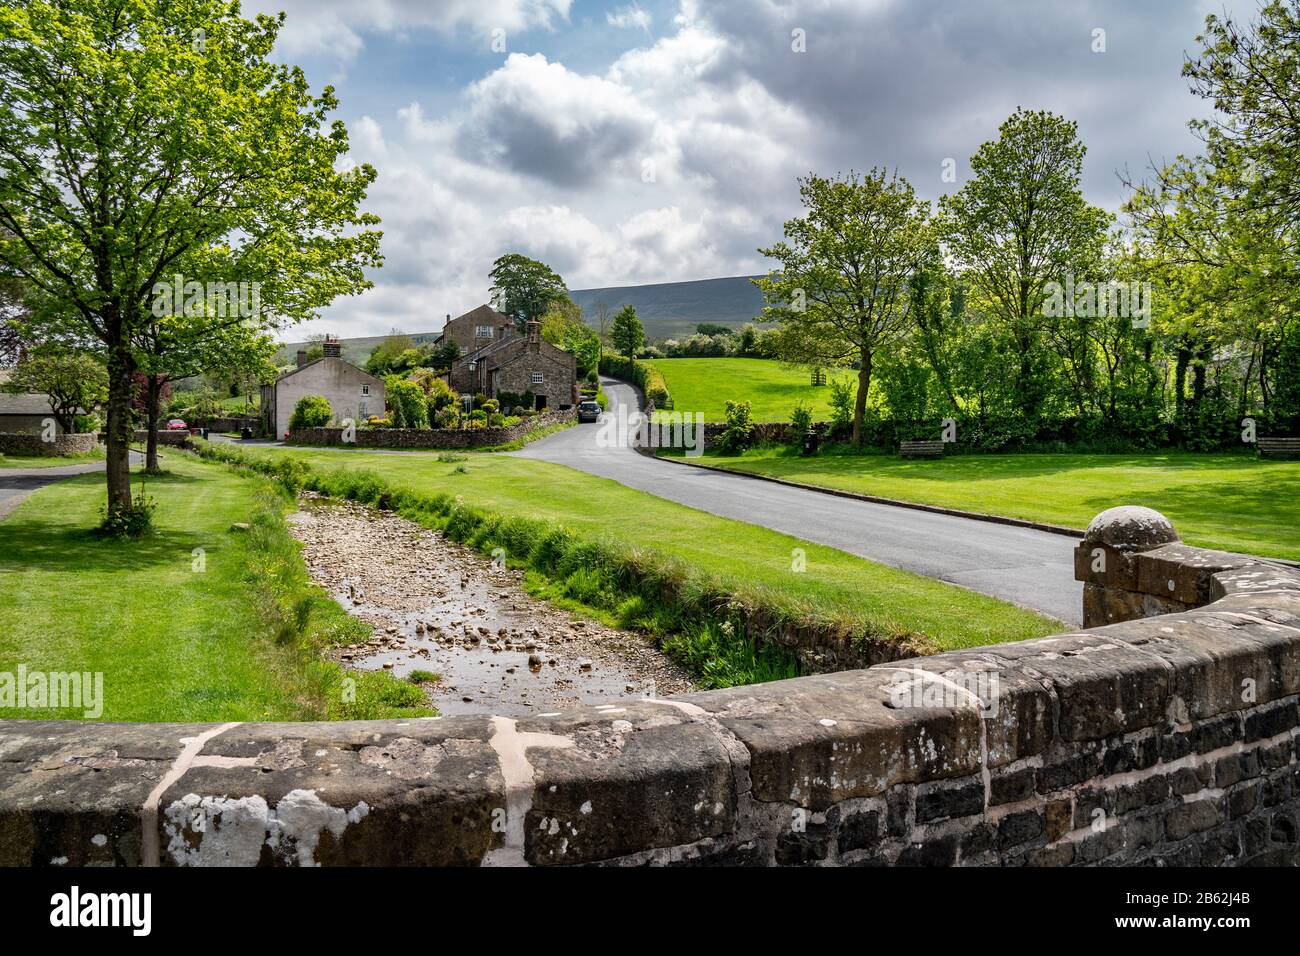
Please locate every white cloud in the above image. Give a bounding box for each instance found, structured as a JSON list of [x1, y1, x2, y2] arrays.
[[607, 4, 652, 33], [463, 54, 659, 187], [245, 0, 572, 61]]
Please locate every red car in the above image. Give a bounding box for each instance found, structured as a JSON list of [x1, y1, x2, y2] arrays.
[[166, 418, 187, 430]]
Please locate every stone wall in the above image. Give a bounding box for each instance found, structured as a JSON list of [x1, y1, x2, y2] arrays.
[[202, 416, 258, 433], [129, 430, 194, 447], [702, 421, 795, 447], [0, 432, 97, 457], [289, 408, 576, 449], [1, 507, 1297, 867]]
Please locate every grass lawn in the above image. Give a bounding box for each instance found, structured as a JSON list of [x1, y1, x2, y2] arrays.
[[646, 357, 854, 422], [0, 452, 428, 721], [237, 445, 1064, 650], [688, 447, 1300, 561], [0, 448, 104, 469]]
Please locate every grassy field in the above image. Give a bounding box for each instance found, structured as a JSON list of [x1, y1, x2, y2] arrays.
[[646, 358, 854, 422], [0, 452, 429, 721], [0, 448, 104, 469], [233, 444, 1064, 650], [688, 448, 1300, 561]]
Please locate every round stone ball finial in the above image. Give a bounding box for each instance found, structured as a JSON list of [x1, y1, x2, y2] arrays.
[[1083, 505, 1180, 552]]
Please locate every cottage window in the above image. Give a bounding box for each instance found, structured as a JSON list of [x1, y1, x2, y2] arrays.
[[531, 371, 544, 385], [361, 384, 370, 395], [475, 325, 493, 338]]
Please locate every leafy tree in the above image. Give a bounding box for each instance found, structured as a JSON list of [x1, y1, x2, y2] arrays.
[[0, 1, 381, 519], [939, 109, 1112, 418], [384, 375, 428, 428], [429, 340, 463, 374], [4, 348, 107, 432], [696, 323, 733, 337], [1124, 4, 1300, 435], [365, 334, 417, 376], [540, 296, 583, 345], [754, 169, 932, 445], [562, 322, 602, 378], [289, 395, 332, 430], [489, 254, 567, 330], [610, 305, 645, 359]]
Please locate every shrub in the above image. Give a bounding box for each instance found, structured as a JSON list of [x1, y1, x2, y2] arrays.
[[717, 400, 755, 454], [789, 403, 813, 448], [289, 395, 332, 430], [422, 377, 456, 418], [384, 376, 429, 428], [94, 487, 156, 538], [827, 378, 854, 440], [488, 412, 506, 427]]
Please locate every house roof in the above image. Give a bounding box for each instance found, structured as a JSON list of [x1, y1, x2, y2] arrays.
[[273, 355, 383, 386], [493, 340, 575, 373], [0, 392, 59, 415], [455, 304, 514, 326]]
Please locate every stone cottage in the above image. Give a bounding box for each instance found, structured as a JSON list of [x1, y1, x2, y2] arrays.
[[447, 316, 577, 410], [261, 338, 385, 439], [0, 370, 80, 434], [434, 303, 517, 355]]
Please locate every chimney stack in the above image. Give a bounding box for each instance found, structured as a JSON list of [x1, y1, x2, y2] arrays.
[[296, 350, 308, 368], [526, 319, 540, 352], [322, 336, 341, 359]]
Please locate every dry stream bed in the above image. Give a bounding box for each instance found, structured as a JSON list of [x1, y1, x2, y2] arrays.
[[288, 495, 694, 715]]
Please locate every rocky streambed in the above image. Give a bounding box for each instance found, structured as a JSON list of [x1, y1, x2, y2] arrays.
[[287, 495, 694, 715]]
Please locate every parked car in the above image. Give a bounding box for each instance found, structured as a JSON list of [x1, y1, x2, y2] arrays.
[[577, 400, 601, 423], [166, 418, 187, 430]]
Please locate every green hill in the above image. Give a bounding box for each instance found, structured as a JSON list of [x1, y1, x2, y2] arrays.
[[569, 275, 764, 339]]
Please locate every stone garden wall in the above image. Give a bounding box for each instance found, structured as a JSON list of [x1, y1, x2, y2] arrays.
[[1, 507, 1297, 866], [0, 432, 97, 457], [289, 408, 576, 450], [129, 430, 194, 447]]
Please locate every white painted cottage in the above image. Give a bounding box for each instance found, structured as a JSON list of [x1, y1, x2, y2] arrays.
[[260, 338, 385, 439]]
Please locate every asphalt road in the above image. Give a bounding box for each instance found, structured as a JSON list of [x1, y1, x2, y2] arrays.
[[515, 378, 1082, 626]]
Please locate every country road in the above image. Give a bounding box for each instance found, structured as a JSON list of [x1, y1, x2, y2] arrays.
[[515, 378, 1082, 626]]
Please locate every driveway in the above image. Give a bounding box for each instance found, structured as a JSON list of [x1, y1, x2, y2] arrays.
[[515, 378, 1082, 626]]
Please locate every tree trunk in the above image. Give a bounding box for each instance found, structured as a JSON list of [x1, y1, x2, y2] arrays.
[[1173, 341, 1190, 425], [104, 347, 136, 517], [852, 350, 873, 447], [145, 374, 163, 472]]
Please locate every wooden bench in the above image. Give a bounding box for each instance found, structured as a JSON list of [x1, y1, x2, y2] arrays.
[[900, 440, 947, 459], [1259, 437, 1300, 459]]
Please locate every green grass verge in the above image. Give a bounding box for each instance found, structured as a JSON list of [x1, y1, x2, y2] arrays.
[[645, 357, 855, 423], [194, 441, 1063, 667], [686, 447, 1300, 561], [0, 447, 105, 469], [0, 452, 432, 721]]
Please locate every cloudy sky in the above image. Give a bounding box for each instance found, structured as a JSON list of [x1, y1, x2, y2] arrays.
[[242, 0, 1261, 341]]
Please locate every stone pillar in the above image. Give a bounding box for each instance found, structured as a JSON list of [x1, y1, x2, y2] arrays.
[[1074, 505, 1188, 627]]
